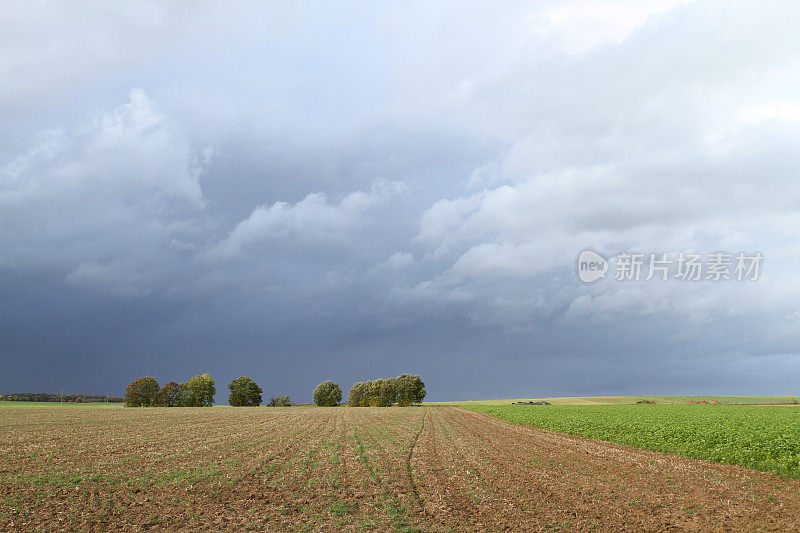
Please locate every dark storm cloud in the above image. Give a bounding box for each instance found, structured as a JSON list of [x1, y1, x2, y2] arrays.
[[2, 0, 800, 401]]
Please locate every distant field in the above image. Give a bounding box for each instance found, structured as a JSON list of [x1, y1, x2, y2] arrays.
[[0, 401, 122, 408], [464, 404, 800, 478], [429, 395, 799, 405]]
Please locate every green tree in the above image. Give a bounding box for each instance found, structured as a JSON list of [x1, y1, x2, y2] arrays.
[[267, 395, 293, 407], [313, 380, 342, 407], [158, 381, 186, 407], [395, 374, 426, 406], [228, 376, 263, 406], [183, 373, 216, 407], [124, 377, 160, 407], [347, 382, 368, 406], [365, 378, 397, 406]]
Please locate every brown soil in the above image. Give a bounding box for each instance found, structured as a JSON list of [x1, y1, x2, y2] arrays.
[[1, 405, 799, 531]]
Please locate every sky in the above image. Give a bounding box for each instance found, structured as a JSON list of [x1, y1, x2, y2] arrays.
[[2, 0, 800, 402]]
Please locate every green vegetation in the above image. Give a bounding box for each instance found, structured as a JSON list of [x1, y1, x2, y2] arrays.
[[347, 374, 426, 407], [124, 373, 216, 407], [158, 381, 185, 407], [0, 393, 122, 403], [0, 401, 122, 408], [267, 395, 293, 406], [313, 381, 343, 407], [124, 377, 160, 407], [228, 376, 263, 406], [182, 374, 216, 407], [464, 404, 800, 477]]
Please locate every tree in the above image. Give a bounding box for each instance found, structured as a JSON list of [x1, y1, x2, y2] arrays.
[[267, 395, 293, 407], [158, 381, 185, 407], [347, 382, 368, 406], [348, 374, 426, 407], [313, 380, 342, 407], [228, 376, 263, 406], [395, 374, 426, 406], [365, 378, 397, 406], [124, 377, 160, 407], [183, 373, 216, 407]]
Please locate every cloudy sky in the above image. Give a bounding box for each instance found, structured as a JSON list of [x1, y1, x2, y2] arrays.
[[2, 0, 800, 401]]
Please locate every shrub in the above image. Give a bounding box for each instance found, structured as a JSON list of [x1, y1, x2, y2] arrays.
[[313, 381, 342, 407], [228, 376, 263, 406], [124, 377, 160, 407], [267, 395, 293, 407], [157, 381, 186, 407], [182, 373, 216, 407]]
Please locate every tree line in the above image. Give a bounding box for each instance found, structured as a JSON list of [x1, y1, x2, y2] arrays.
[[125, 374, 217, 407], [313, 374, 426, 407], [345, 374, 426, 406], [124, 373, 425, 407], [125, 374, 288, 407], [0, 393, 123, 403]]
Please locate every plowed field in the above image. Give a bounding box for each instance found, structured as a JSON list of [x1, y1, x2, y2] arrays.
[[2, 405, 799, 531]]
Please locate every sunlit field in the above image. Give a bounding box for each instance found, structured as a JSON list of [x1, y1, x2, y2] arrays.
[[465, 403, 800, 477], [4, 402, 800, 531]]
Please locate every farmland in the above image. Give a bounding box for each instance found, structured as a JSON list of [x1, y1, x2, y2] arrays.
[[465, 404, 800, 478], [3, 404, 800, 531], [433, 395, 800, 405]]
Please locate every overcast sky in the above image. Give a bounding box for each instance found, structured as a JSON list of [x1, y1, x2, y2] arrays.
[[2, 0, 800, 401]]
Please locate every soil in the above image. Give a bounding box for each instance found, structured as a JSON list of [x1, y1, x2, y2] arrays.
[[1, 405, 799, 531]]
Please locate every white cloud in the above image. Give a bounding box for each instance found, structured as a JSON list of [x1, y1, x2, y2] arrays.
[[0, 89, 210, 293], [0, 2, 204, 113], [212, 181, 405, 259], [4, 0, 800, 397], [738, 101, 800, 124], [527, 0, 698, 55], [390, 0, 800, 335]]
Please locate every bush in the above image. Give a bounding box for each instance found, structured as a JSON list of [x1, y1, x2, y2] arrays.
[[228, 376, 263, 406], [182, 373, 216, 407], [313, 381, 342, 407], [267, 395, 293, 407], [124, 377, 160, 407], [158, 381, 186, 407]]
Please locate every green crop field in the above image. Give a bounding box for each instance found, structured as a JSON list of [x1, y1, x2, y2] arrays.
[[464, 404, 800, 478]]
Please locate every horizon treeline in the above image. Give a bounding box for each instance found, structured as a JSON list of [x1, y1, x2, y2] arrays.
[[124, 373, 425, 407], [0, 393, 123, 403]]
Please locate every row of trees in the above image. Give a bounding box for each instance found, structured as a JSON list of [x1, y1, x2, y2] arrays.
[[0, 393, 123, 403], [229, 377, 293, 406], [310, 374, 426, 407], [346, 374, 426, 406], [125, 374, 216, 407], [125, 374, 291, 407], [126, 373, 425, 407]]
